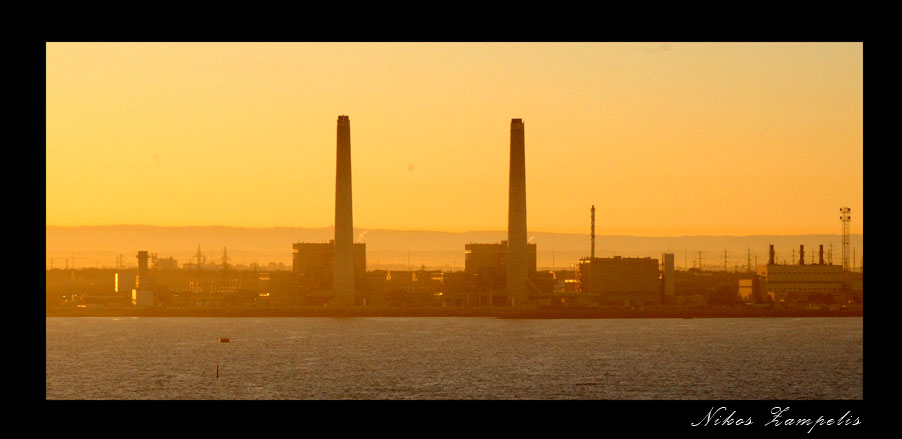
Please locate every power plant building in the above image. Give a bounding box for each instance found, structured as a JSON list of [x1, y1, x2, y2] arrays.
[[465, 241, 537, 292], [131, 250, 154, 307], [293, 241, 366, 293], [758, 245, 846, 304], [577, 256, 661, 305]]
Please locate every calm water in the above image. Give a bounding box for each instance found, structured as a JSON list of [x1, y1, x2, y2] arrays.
[[45, 317, 862, 399]]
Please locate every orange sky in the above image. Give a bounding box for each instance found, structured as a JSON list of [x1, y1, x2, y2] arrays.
[[46, 42, 863, 235]]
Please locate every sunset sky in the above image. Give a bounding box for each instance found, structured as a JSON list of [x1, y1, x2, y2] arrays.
[[46, 42, 863, 235]]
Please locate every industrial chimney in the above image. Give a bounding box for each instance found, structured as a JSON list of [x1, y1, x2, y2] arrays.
[[819, 245, 825, 265], [799, 245, 805, 266], [590, 205, 595, 259], [333, 115, 355, 304], [768, 245, 775, 265], [507, 118, 528, 305]]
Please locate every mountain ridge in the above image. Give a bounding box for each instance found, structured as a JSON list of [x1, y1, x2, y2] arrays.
[[46, 225, 863, 270]]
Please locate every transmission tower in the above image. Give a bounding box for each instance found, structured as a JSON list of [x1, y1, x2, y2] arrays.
[[840, 207, 851, 271], [221, 247, 230, 271], [195, 245, 205, 270], [697, 251, 703, 270]]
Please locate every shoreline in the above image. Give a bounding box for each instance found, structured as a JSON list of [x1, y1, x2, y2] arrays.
[[45, 306, 863, 319]]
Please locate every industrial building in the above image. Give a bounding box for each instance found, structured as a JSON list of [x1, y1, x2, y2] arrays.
[[152, 256, 178, 270], [131, 250, 154, 307], [559, 207, 670, 307], [738, 278, 762, 303], [757, 245, 847, 305], [662, 253, 675, 297], [292, 240, 366, 294], [464, 241, 537, 292], [577, 256, 661, 306]]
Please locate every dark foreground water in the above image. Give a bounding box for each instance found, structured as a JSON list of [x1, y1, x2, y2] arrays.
[[45, 317, 862, 399]]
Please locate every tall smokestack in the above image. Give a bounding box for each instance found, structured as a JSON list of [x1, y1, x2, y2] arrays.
[[333, 115, 355, 304], [768, 245, 775, 265], [799, 245, 805, 266], [819, 245, 825, 265], [507, 118, 528, 305], [136, 251, 148, 288], [591, 205, 596, 259]]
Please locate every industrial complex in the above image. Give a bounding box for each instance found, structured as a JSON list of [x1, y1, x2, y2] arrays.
[[45, 116, 863, 313]]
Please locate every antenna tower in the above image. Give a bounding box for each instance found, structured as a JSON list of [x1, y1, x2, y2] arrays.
[[840, 207, 851, 271]]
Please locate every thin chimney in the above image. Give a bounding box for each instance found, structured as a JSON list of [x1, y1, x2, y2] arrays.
[[590, 205, 595, 259]]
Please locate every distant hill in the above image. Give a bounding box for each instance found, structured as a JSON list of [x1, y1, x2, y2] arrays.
[[46, 225, 863, 272]]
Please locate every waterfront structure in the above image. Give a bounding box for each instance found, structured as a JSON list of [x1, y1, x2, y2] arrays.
[[758, 263, 845, 303], [507, 118, 528, 304], [293, 241, 366, 294], [758, 245, 846, 304], [334, 115, 355, 304], [465, 241, 537, 293], [577, 256, 660, 306]]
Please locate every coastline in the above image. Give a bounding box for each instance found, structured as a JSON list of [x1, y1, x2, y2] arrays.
[[45, 306, 863, 319]]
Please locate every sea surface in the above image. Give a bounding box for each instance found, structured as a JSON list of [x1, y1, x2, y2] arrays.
[[45, 317, 863, 399]]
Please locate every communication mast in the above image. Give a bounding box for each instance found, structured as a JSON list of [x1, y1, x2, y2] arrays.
[[840, 207, 851, 271]]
